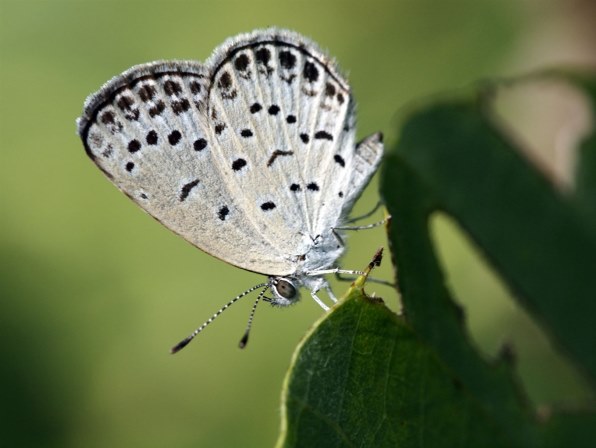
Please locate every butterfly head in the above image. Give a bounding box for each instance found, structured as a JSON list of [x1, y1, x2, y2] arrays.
[[268, 276, 300, 307]]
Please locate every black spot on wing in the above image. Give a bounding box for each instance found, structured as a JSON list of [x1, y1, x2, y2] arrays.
[[138, 84, 156, 102], [168, 130, 182, 145], [279, 50, 296, 69], [100, 111, 115, 124], [234, 54, 250, 71], [325, 83, 336, 97], [116, 95, 134, 111], [334, 154, 345, 167], [232, 158, 247, 171], [194, 138, 207, 151], [163, 80, 182, 96], [146, 130, 158, 145], [218, 206, 229, 221], [218, 72, 232, 89], [171, 98, 190, 115], [315, 130, 333, 141], [260, 201, 276, 211], [303, 61, 319, 82], [149, 101, 165, 117], [127, 139, 141, 153], [189, 81, 202, 94], [218, 72, 237, 99], [256, 47, 271, 65], [180, 179, 200, 201], [267, 150, 294, 167]]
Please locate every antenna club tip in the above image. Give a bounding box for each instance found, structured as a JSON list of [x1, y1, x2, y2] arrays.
[[238, 332, 249, 349], [170, 337, 191, 354]]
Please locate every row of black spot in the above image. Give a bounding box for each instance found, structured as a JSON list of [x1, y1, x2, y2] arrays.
[[126, 126, 332, 150], [247, 102, 335, 135], [123, 129, 208, 174], [232, 47, 345, 104], [102, 75, 205, 129], [140, 127, 332, 150], [125, 130, 208, 155], [127, 151, 343, 175], [177, 184, 347, 223], [125, 134, 343, 174], [232, 47, 320, 84], [298, 131, 332, 144], [213, 185, 345, 222], [139, 78, 202, 102], [248, 102, 295, 124], [290, 182, 319, 192], [123, 122, 340, 176], [137, 78, 202, 102], [116, 93, 333, 156]]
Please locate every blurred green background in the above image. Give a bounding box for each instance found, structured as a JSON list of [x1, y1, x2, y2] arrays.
[[1, 1, 594, 447]]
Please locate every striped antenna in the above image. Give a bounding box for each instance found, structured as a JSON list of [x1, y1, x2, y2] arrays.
[[238, 285, 270, 349], [170, 281, 268, 354]]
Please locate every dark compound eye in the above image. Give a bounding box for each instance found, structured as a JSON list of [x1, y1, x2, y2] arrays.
[[275, 278, 297, 299]]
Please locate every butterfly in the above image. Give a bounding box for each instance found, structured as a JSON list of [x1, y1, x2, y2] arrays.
[[77, 28, 383, 351]]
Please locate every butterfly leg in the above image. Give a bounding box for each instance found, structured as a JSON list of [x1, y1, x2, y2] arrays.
[[324, 281, 337, 303], [334, 216, 390, 231], [304, 276, 333, 310], [334, 271, 396, 287], [345, 200, 384, 224], [307, 268, 366, 276], [310, 289, 330, 311], [331, 228, 345, 247]]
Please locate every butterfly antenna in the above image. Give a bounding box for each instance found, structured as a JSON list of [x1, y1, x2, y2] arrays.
[[170, 282, 268, 354], [238, 285, 269, 349]]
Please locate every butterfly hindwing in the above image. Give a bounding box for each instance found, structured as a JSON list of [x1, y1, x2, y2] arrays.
[[206, 29, 356, 247], [79, 62, 296, 275]]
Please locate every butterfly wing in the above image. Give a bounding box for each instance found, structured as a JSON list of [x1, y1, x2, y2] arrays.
[[78, 29, 372, 276], [205, 29, 357, 255], [78, 60, 299, 275], [341, 132, 384, 217]]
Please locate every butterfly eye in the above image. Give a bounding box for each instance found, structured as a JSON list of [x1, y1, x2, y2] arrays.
[[274, 278, 297, 300]]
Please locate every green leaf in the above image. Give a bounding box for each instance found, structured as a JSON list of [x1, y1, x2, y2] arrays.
[[277, 283, 510, 448], [384, 96, 596, 388], [378, 71, 596, 446], [381, 148, 537, 446]]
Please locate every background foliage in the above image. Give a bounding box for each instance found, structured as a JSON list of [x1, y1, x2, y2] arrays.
[[1, 1, 594, 447]]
